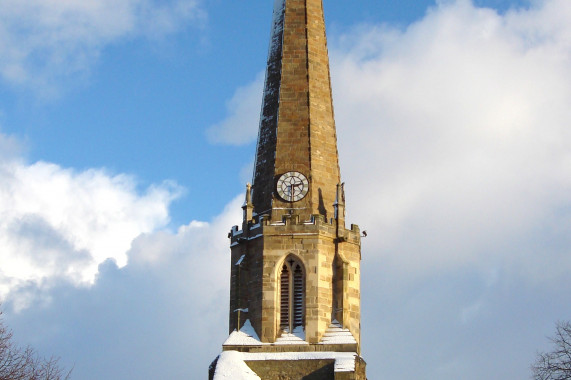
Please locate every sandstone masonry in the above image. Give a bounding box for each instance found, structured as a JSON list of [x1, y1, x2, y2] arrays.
[[210, 0, 367, 378]]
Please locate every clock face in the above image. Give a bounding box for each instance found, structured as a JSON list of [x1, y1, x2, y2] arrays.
[[277, 172, 309, 202]]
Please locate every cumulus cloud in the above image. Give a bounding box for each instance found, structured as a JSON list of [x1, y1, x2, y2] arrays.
[[205, 72, 265, 145], [0, 0, 205, 94], [4, 196, 242, 380], [332, 0, 571, 284], [0, 132, 181, 308], [0, 130, 24, 161]]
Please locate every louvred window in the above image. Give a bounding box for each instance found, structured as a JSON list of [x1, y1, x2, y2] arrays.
[[279, 256, 305, 333]]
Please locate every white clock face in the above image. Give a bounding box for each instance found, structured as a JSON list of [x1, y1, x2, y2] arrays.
[[277, 172, 309, 202]]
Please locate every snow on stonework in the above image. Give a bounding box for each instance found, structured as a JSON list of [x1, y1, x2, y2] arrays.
[[269, 0, 286, 62], [213, 351, 261, 380], [240, 351, 358, 373], [223, 320, 261, 346], [275, 326, 308, 345], [235, 254, 245, 265], [318, 320, 358, 345], [213, 351, 358, 379]]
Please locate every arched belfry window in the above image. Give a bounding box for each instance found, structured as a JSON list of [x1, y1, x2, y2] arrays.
[[279, 256, 305, 333]]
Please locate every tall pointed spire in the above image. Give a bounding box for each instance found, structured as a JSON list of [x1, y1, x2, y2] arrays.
[[210, 2, 366, 378], [252, 0, 340, 221]]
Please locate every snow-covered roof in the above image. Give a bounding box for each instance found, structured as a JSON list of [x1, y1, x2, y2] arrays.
[[213, 350, 359, 378], [224, 325, 310, 347], [223, 320, 357, 347], [223, 320, 262, 346], [318, 320, 358, 345], [274, 326, 308, 345], [213, 351, 261, 380]]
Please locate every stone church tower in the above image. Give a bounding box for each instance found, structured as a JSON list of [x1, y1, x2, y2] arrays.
[[210, 0, 366, 378]]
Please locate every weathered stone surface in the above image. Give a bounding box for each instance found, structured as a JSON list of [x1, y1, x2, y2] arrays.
[[252, 0, 340, 223], [245, 359, 334, 380], [214, 0, 367, 379], [229, 216, 362, 349]]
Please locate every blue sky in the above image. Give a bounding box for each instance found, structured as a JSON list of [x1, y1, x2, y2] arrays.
[[2, 0, 571, 379], [0, 0, 521, 225]]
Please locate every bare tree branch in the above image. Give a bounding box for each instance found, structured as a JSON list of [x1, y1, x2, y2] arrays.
[[0, 306, 72, 380], [532, 321, 571, 380]]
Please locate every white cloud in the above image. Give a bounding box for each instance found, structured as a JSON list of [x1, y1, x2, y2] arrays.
[[0, 132, 181, 307], [0, 130, 24, 161], [205, 72, 265, 145], [0, 0, 204, 94], [3, 196, 242, 379], [332, 0, 571, 285]]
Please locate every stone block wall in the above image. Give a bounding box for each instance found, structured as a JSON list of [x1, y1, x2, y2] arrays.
[[252, 0, 341, 223], [245, 359, 334, 380], [334, 357, 367, 380], [228, 214, 361, 350]]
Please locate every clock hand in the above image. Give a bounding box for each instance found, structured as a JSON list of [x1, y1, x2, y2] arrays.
[[290, 182, 303, 201], [291, 182, 303, 192]]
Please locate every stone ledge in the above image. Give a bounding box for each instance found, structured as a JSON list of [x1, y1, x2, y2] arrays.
[[223, 342, 358, 354]]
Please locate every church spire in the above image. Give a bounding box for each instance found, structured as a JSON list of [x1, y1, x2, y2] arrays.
[[252, 0, 341, 221], [210, 2, 366, 378]]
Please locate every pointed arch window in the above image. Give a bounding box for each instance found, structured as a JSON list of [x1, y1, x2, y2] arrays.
[[279, 256, 305, 333]]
